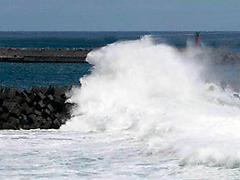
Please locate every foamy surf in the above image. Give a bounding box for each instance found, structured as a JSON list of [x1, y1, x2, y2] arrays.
[[61, 36, 240, 168]]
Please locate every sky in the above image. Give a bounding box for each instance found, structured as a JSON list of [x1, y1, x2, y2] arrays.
[[0, 0, 239, 31]]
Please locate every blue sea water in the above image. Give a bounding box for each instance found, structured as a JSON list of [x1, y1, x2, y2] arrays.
[[0, 31, 240, 50], [0, 31, 240, 89], [0, 62, 91, 89], [1, 31, 240, 179]]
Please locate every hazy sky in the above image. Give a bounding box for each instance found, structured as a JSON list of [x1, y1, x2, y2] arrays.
[[0, 0, 239, 31]]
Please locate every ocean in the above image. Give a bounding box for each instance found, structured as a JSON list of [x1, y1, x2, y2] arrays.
[[1, 31, 240, 179]]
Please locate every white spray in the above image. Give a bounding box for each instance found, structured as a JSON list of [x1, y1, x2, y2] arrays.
[[62, 36, 240, 168]]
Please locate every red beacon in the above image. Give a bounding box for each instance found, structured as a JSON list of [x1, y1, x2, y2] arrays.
[[195, 32, 200, 47]]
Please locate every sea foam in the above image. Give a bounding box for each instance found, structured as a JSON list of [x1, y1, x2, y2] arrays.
[[62, 36, 240, 168]]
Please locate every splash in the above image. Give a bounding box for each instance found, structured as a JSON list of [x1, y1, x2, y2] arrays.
[[61, 36, 240, 168]]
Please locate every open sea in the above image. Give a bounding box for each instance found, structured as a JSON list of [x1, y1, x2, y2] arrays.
[[1, 31, 240, 179]]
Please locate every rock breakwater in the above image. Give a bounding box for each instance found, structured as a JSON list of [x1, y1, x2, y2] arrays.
[[0, 48, 91, 63], [0, 85, 74, 130]]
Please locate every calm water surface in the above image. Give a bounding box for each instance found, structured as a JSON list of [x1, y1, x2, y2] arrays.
[[0, 62, 91, 89]]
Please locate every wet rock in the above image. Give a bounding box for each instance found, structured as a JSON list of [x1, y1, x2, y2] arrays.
[[2, 123, 18, 130], [41, 118, 52, 129], [47, 104, 54, 112], [34, 110, 42, 116], [8, 117, 20, 129], [0, 85, 73, 130], [2, 101, 17, 113], [19, 114, 28, 126], [52, 119, 61, 129], [0, 113, 9, 122]]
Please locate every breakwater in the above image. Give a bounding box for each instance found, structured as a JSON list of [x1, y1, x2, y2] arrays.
[[0, 48, 91, 63], [0, 85, 74, 130]]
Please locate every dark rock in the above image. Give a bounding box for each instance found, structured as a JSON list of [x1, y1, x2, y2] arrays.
[[8, 117, 20, 129], [55, 113, 61, 119], [19, 114, 28, 125], [43, 97, 50, 105], [0, 86, 4, 93], [0, 113, 9, 122], [37, 91, 45, 100], [0, 98, 4, 106], [48, 94, 54, 101], [9, 105, 22, 118], [43, 94, 54, 105], [43, 109, 51, 118], [2, 106, 8, 114], [53, 86, 66, 99], [2, 123, 18, 130], [54, 96, 65, 105], [0, 107, 3, 115], [47, 85, 55, 96], [51, 101, 63, 113], [2, 101, 17, 113], [28, 93, 35, 101], [33, 101, 37, 107], [40, 86, 48, 95], [46, 117, 52, 122], [38, 100, 45, 108], [21, 103, 33, 115], [52, 119, 61, 129], [31, 86, 40, 93], [34, 110, 42, 116], [22, 91, 31, 104], [5, 87, 17, 99], [28, 114, 37, 124], [0, 85, 72, 130], [12, 96, 25, 105], [21, 125, 30, 130], [41, 119, 52, 129], [47, 104, 54, 112]]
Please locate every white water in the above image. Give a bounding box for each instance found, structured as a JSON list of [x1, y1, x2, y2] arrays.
[[63, 36, 240, 169], [2, 36, 240, 179]]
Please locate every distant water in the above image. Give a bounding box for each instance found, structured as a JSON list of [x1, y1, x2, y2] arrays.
[[1, 31, 240, 89], [0, 62, 91, 89], [0, 31, 240, 50], [2, 32, 240, 179]]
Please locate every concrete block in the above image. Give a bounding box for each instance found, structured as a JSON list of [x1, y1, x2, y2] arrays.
[[2, 123, 18, 130], [54, 113, 61, 119], [41, 119, 52, 129], [43, 109, 51, 118], [0, 107, 3, 115], [47, 104, 54, 112], [8, 117, 19, 129], [0, 98, 4, 106], [48, 95, 54, 101], [37, 91, 45, 100], [34, 110, 42, 116], [40, 86, 48, 95], [28, 114, 37, 124], [52, 119, 61, 129], [19, 114, 28, 125], [51, 101, 63, 113], [21, 103, 33, 115], [0, 113, 9, 122], [2, 101, 17, 113], [6, 87, 17, 99], [38, 100, 45, 108]]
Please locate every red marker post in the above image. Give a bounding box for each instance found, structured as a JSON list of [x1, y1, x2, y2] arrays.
[[195, 32, 200, 47]]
